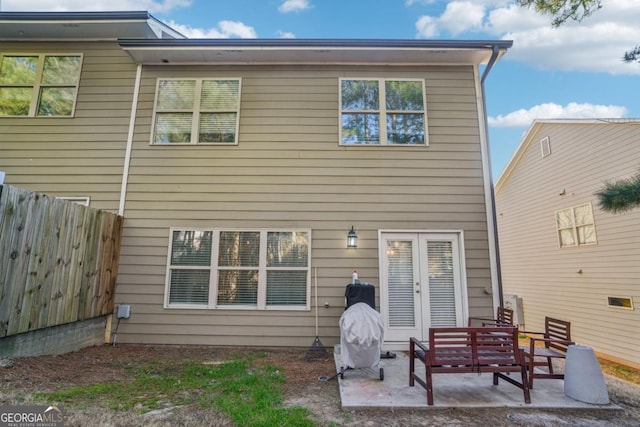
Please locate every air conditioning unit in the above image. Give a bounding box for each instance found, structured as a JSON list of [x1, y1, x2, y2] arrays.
[[503, 294, 524, 327]]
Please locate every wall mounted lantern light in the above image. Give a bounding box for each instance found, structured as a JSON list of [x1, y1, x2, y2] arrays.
[[347, 226, 358, 248]]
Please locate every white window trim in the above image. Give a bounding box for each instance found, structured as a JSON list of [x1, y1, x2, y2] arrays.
[[555, 203, 597, 248], [0, 52, 83, 118], [150, 77, 242, 145], [338, 77, 428, 146], [164, 228, 311, 311]]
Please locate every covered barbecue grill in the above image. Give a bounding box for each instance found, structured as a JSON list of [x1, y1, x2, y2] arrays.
[[338, 283, 384, 380]]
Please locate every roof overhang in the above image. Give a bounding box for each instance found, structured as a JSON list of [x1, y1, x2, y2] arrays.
[[0, 11, 185, 40], [118, 39, 513, 66]]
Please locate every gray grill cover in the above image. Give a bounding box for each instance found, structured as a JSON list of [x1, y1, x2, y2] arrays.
[[339, 302, 384, 369]]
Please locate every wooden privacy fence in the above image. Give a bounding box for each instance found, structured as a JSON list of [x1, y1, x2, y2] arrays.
[[0, 185, 124, 337]]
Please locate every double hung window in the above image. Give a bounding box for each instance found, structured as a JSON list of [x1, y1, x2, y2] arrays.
[[166, 229, 310, 309], [0, 53, 82, 117], [556, 203, 597, 247], [340, 78, 426, 145], [152, 78, 241, 144]]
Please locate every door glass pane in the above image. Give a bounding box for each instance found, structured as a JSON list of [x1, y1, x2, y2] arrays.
[[427, 241, 456, 327], [386, 240, 415, 327]]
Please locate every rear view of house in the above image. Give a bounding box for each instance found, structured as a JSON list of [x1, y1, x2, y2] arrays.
[[495, 119, 640, 368], [1, 11, 512, 350]]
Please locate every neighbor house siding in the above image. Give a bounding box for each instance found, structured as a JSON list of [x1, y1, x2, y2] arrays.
[[113, 64, 495, 346], [496, 121, 640, 367], [0, 41, 137, 212]]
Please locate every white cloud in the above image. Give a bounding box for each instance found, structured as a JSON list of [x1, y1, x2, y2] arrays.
[[278, 0, 312, 13], [488, 102, 628, 127], [0, 0, 190, 13], [414, 0, 640, 75], [165, 20, 257, 38], [277, 30, 296, 39], [415, 15, 439, 37], [438, 2, 485, 35]]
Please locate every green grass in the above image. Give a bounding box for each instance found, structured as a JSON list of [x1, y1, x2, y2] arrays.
[[35, 356, 314, 427]]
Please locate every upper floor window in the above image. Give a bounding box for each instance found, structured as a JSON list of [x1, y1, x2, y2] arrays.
[[556, 203, 597, 247], [152, 78, 241, 145], [0, 53, 83, 117], [340, 78, 426, 145], [166, 229, 310, 310]]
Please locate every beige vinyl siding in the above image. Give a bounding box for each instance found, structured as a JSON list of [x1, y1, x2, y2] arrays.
[[114, 64, 494, 346], [496, 121, 640, 368], [0, 41, 137, 212]]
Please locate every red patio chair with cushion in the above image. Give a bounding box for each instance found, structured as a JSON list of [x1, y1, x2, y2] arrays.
[[521, 317, 574, 388]]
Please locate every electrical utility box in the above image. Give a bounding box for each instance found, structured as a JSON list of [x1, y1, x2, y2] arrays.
[[503, 294, 524, 327], [116, 304, 131, 319]]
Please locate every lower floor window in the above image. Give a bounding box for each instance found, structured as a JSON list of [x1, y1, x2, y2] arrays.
[[166, 229, 310, 309]]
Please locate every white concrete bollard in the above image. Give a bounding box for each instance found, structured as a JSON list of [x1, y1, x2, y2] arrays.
[[564, 345, 610, 404]]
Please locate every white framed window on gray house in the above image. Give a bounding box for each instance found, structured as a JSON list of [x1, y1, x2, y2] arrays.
[[165, 229, 310, 310], [555, 203, 597, 247], [339, 78, 427, 145], [0, 53, 83, 117], [151, 78, 241, 144]]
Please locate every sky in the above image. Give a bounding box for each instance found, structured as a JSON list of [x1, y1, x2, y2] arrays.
[[3, 0, 639, 179]]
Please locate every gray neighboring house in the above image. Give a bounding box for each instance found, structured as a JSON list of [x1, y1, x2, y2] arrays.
[[495, 119, 640, 369], [1, 11, 512, 350]]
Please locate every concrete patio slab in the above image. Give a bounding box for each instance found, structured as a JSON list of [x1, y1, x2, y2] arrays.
[[333, 345, 620, 410]]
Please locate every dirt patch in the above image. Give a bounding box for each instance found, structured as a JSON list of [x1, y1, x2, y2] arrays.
[[1, 344, 640, 426]]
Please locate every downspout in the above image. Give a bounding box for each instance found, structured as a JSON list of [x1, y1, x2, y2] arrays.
[[119, 64, 142, 216], [478, 45, 504, 309]]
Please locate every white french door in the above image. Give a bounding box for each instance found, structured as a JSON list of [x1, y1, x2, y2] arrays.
[[379, 232, 467, 343]]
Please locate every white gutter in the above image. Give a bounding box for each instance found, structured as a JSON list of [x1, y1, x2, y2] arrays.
[[119, 64, 142, 216]]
